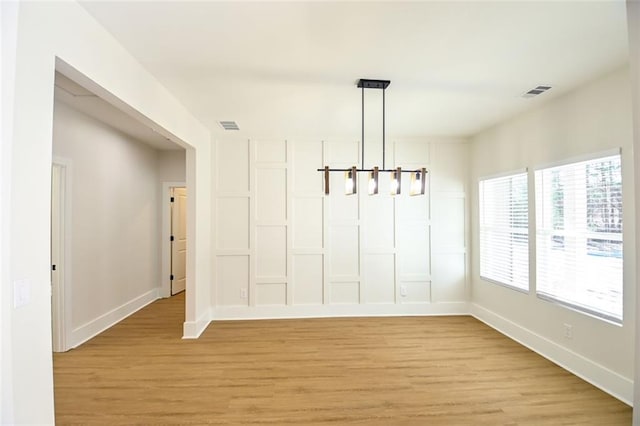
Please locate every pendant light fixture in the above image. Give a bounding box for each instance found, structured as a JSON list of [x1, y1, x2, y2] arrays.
[[410, 168, 427, 196], [318, 79, 427, 196], [390, 167, 401, 196], [368, 166, 379, 195], [345, 166, 357, 195]]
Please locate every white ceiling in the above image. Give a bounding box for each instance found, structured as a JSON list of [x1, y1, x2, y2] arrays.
[[79, 1, 629, 141]]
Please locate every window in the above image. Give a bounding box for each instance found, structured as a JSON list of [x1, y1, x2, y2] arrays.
[[535, 152, 623, 323], [479, 171, 529, 291]]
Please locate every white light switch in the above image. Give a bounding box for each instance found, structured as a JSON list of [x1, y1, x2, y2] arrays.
[[13, 279, 31, 308]]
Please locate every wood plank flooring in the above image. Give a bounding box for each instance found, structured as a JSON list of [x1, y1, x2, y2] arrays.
[[53, 294, 632, 425]]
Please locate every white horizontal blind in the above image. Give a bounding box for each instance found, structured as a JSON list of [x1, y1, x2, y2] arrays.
[[479, 172, 529, 291], [535, 154, 623, 323]]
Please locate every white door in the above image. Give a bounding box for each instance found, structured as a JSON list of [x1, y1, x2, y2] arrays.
[[170, 187, 187, 295], [51, 163, 67, 352]]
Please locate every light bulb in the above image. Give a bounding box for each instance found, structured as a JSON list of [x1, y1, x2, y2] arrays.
[[368, 167, 379, 195]]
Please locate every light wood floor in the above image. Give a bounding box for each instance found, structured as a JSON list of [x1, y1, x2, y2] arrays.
[[53, 294, 631, 425]]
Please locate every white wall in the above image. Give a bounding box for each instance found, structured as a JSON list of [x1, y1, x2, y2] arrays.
[[158, 150, 186, 183], [3, 2, 211, 423], [469, 67, 635, 404], [1, 2, 20, 422], [213, 138, 469, 319], [53, 100, 162, 347], [627, 0, 640, 421]]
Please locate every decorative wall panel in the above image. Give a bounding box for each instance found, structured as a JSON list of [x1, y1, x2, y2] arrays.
[[431, 253, 467, 302], [362, 195, 394, 249], [293, 198, 323, 249], [432, 197, 465, 250], [214, 138, 469, 313], [256, 226, 287, 278], [330, 226, 359, 277], [217, 139, 249, 192], [429, 142, 469, 304], [330, 282, 360, 304], [292, 142, 323, 194], [216, 197, 250, 250], [401, 282, 431, 303], [398, 223, 430, 277], [217, 255, 249, 306], [293, 254, 323, 304], [329, 174, 359, 222], [256, 283, 287, 305], [256, 168, 286, 222], [363, 254, 395, 304], [396, 182, 430, 222]]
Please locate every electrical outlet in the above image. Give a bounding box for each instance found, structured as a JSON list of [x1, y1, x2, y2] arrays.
[[240, 288, 248, 299], [564, 323, 573, 339], [400, 285, 407, 297]]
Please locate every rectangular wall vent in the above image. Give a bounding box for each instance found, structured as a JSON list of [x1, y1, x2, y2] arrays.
[[522, 85, 552, 98], [219, 121, 240, 131]]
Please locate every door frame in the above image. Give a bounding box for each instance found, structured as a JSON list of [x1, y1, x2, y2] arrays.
[[161, 181, 185, 298], [51, 157, 73, 352]]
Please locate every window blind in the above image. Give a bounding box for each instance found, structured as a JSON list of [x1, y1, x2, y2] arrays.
[[479, 172, 529, 291], [535, 153, 623, 323]]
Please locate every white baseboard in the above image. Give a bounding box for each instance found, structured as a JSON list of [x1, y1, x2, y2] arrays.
[[211, 302, 470, 321], [70, 288, 159, 348], [182, 308, 212, 339], [470, 303, 633, 406]]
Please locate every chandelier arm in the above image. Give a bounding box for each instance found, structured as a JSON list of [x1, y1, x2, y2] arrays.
[[317, 168, 428, 174]]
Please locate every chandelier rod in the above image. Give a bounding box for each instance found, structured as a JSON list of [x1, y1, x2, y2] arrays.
[[362, 85, 365, 169], [383, 86, 386, 170]]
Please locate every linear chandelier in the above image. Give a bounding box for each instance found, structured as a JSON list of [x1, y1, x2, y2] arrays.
[[318, 79, 427, 196]]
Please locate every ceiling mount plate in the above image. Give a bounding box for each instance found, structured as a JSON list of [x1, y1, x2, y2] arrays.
[[357, 79, 391, 89]]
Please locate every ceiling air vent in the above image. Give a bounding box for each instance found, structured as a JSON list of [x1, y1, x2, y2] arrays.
[[522, 85, 552, 98], [219, 121, 240, 131]]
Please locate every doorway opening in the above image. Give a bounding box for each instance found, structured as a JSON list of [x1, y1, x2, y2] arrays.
[[51, 66, 193, 352]]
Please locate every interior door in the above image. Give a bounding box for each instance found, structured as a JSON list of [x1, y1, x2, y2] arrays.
[[51, 163, 66, 352], [171, 187, 187, 295]]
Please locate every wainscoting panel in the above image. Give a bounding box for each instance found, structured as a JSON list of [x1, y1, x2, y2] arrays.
[[217, 255, 250, 307], [363, 253, 395, 304], [214, 139, 469, 317], [256, 283, 287, 306], [216, 197, 250, 250], [292, 254, 324, 305], [329, 225, 360, 277], [256, 226, 287, 278], [292, 197, 323, 249], [217, 139, 249, 193], [330, 282, 360, 304], [256, 168, 287, 223]]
